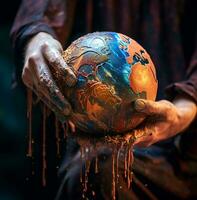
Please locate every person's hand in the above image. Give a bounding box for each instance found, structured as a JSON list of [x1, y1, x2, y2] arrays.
[[125, 96, 197, 147], [22, 32, 77, 121]]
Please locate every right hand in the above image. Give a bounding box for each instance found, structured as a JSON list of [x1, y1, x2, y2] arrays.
[[22, 32, 77, 121]]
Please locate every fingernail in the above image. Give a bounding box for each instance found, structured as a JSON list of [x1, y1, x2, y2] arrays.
[[134, 99, 145, 111]]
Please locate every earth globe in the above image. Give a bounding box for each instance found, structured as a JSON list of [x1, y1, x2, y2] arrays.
[[62, 32, 158, 136]]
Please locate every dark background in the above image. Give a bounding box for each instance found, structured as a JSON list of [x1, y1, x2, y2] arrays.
[[0, 1, 196, 200], [0, 1, 25, 200]]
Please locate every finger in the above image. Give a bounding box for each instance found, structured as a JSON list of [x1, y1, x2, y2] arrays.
[[127, 126, 153, 141], [31, 86, 67, 122], [124, 117, 157, 145], [28, 56, 72, 117], [22, 62, 67, 121], [68, 120, 76, 133], [132, 119, 169, 147], [42, 45, 77, 87], [133, 128, 154, 147], [22, 64, 34, 89], [134, 99, 170, 116]]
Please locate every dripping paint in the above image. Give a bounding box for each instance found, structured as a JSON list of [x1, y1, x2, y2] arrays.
[[26, 90, 136, 199], [27, 89, 33, 157], [42, 105, 47, 186], [55, 117, 60, 156], [77, 137, 135, 200], [25, 31, 157, 199]]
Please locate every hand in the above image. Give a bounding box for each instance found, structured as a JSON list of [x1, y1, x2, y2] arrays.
[[125, 96, 196, 147], [22, 32, 77, 121]]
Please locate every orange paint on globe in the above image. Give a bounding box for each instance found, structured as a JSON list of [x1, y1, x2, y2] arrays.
[[129, 62, 157, 100]]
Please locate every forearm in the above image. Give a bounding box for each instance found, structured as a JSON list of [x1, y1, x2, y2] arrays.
[[10, 0, 58, 49]]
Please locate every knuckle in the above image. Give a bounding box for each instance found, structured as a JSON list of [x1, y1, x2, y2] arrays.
[[152, 104, 161, 114], [49, 52, 61, 66], [160, 100, 172, 109], [28, 52, 40, 62], [160, 100, 169, 104], [51, 57, 60, 66], [41, 41, 50, 49], [55, 41, 63, 52]]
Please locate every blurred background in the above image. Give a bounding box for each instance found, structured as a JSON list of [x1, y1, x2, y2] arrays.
[[0, 1, 25, 199]]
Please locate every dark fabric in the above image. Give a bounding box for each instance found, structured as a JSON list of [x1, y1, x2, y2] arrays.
[[10, 0, 197, 102], [10, 0, 197, 165], [10, 0, 197, 199], [55, 138, 195, 199]]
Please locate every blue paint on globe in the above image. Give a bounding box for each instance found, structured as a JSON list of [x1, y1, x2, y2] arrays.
[[62, 32, 157, 135]]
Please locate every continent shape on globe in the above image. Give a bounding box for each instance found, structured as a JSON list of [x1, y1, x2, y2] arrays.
[[62, 32, 158, 135]]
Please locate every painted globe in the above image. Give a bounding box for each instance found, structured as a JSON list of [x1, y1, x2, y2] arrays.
[[62, 32, 158, 135]]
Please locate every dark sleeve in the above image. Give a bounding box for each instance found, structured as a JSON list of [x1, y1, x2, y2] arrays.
[[10, 0, 77, 80], [165, 45, 197, 103], [165, 2, 197, 104]]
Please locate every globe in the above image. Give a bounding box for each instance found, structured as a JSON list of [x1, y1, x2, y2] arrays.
[[62, 32, 158, 136]]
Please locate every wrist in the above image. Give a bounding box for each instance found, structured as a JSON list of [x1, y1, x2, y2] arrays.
[[173, 95, 197, 132]]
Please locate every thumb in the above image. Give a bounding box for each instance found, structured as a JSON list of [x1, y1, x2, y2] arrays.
[[134, 99, 165, 116]]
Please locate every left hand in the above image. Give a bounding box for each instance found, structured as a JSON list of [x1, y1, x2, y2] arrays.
[[125, 96, 196, 147]]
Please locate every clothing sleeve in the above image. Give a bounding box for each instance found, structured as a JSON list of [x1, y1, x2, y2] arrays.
[[165, 2, 197, 104], [165, 44, 197, 103], [10, 0, 77, 80]]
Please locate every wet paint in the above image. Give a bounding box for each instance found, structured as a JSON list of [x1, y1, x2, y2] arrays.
[[25, 32, 157, 197], [63, 32, 157, 135], [95, 156, 98, 174], [55, 117, 60, 156], [26, 100, 135, 198], [27, 89, 33, 157], [78, 136, 135, 200], [112, 151, 116, 200], [61, 122, 68, 138], [42, 105, 47, 186]]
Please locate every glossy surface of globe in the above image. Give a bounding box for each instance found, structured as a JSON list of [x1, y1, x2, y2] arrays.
[[63, 32, 158, 135]]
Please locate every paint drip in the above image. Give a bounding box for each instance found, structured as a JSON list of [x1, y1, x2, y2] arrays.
[[42, 105, 47, 186], [27, 89, 33, 157], [26, 90, 135, 197], [78, 136, 135, 200], [55, 117, 60, 156]]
